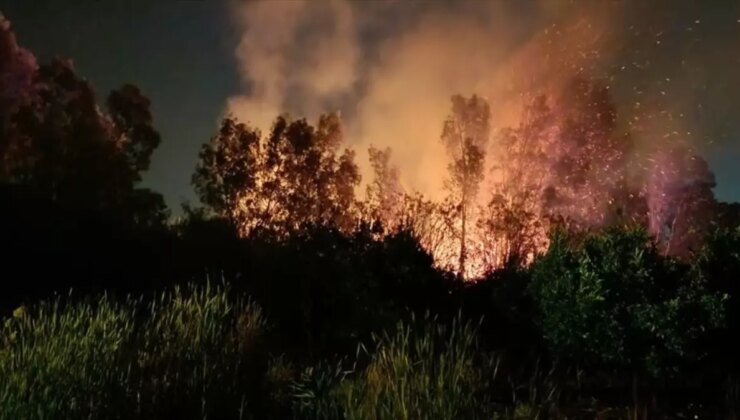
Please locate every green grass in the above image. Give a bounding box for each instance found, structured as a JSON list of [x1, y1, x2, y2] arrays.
[[0, 285, 548, 419], [0, 283, 267, 420], [292, 314, 499, 420], [0, 294, 135, 419]]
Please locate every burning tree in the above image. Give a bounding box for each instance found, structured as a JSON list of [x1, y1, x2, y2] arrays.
[[489, 76, 723, 264], [193, 113, 361, 236], [645, 146, 717, 258], [192, 73, 725, 278], [482, 95, 554, 269], [479, 78, 637, 271], [542, 77, 636, 228], [440, 94, 491, 277], [365, 145, 404, 232]]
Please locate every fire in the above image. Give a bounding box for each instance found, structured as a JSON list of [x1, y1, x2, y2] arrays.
[[212, 0, 740, 281], [201, 79, 718, 282], [404, 198, 548, 280]]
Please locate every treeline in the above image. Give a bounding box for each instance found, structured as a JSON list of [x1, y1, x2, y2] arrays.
[[3, 12, 740, 418]]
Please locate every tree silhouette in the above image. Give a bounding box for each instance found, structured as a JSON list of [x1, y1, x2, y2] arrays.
[[107, 84, 161, 176], [194, 113, 360, 236], [441, 94, 491, 276], [482, 77, 643, 268], [645, 146, 718, 258], [1, 16, 166, 224], [365, 145, 404, 232], [0, 17, 169, 307], [543, 77, 635, 228], [483, 95, 553, 269], [0, 14, 36, 136], [193, 117, 261, 224]]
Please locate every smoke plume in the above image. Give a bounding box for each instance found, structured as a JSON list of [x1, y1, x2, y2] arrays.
[[226, 0, 740, 201]]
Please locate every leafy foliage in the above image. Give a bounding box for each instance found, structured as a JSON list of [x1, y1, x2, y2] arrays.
[[0, 56, 165, 224], [530, 226, 725, 377], [365, 145, 404, 230], [193, 113, 360, 236], [237, 224, 450, 359], [440, 94, 491, 276]]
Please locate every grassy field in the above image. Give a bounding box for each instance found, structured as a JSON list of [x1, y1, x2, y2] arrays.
[[0, 284, 521, 420], [0, 284, 268, 419], [0, 281, 716, 419]]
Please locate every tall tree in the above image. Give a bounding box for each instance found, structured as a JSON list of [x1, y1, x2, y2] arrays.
[[365, 145, 403, 232], [193, 113, 361, 236], [483, 95, 553, 268], [441, 94, 491, 276], [645, 146, 717, 258], [0, 16, 166, 225], [0, 14, 36, 133], [192, 117, 261, 227], [107, 84, 161, 177], [483, 77, 641, 269], [543, 77, 635, 228]]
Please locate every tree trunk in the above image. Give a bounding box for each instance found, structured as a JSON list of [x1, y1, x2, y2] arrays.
[[632, 372, 648, 420], [728, 374, 738, 420], [459, 204, 466, 278], [457, 122, 468, 280]]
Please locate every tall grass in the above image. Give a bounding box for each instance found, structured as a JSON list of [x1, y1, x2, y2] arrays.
[[0, 286, 543, 419], [0, 283, 267, 420], [0, 294, 135, 419], [135, 283, 267, 418], [293, 314, 498, 420]]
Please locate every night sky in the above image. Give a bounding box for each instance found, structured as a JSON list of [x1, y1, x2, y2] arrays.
[[2, 0, 739, 210]]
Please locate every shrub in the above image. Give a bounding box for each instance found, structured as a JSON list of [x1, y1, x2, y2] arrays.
[[530, 226, 726, 416]]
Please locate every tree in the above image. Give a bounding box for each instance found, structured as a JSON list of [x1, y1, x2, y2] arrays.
[[543, 77, 636, 228], [482, 78, 642, 270], [645, 146, 718, 258], [0, 20, 166, 226], [530, 226, 725, 418], [714, 202, 740, 232], [192, 117, 261, 227], [365, 145, 403, 232], [193, 113, 361, 236], [0, 14, 36, 133], [482, 95, 553, 269], [440, 94, 491, 277], [0, 15, 170, 306], [107, 84, 161, 177], [478, 192, 544, 270]]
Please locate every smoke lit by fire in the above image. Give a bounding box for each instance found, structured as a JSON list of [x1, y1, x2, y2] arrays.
[[224, 0, 740, 278]]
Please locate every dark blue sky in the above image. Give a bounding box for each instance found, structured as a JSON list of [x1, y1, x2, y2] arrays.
[[2, 0, 739, 209]]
